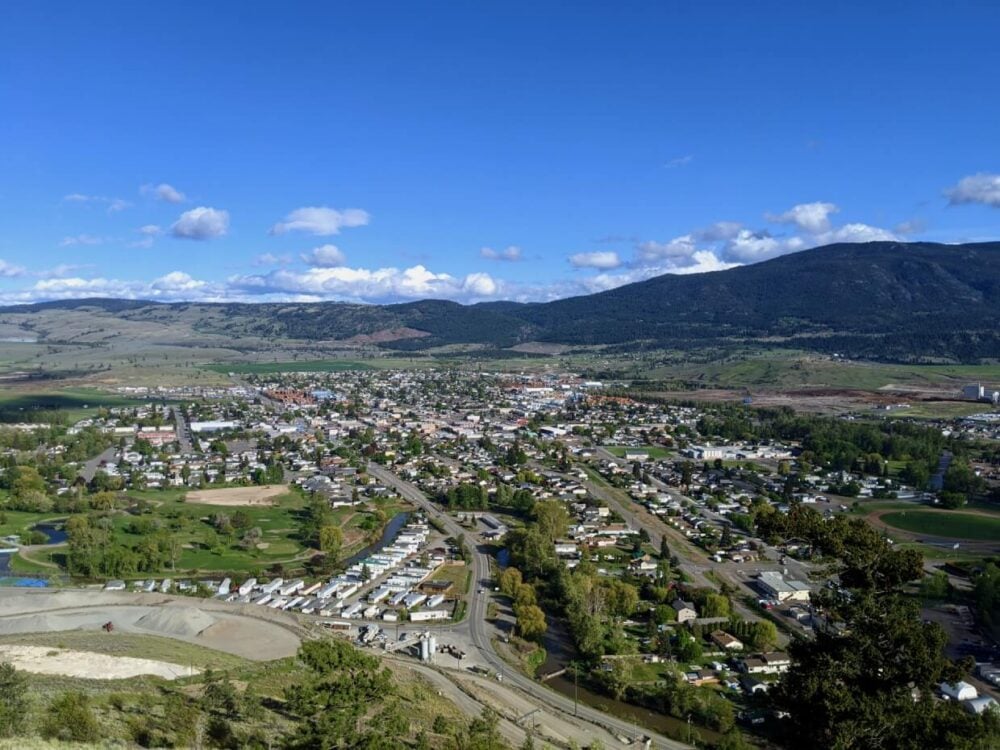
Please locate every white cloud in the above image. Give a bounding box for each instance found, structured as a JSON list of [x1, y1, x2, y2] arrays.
[[62, 193, 130, 213], [230, 264, 501, 303], [813, 223, 897, 244], [139, 224, 162, 236], [253, 252, 292, 266], [0, 260, 26, 278], [568, 251, 622, 270], [945, 173, 1000, 208], [151, 271, 206, 292], [722, 229, 806, 262], [664, 154, 694, 168], [480, 246, 523, 262], [636, 235, 698, 265], [300, 244, 347, 267], [59, 234, 106, 247], [697, 221, 744, 241], [766, 201, 839, 233], [141, 183, 186, 203], [894, 219, 926, 236], [171, 207, 230, 240], [269, 207, 370, 236]]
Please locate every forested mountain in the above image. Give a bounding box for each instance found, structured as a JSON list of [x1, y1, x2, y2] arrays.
[[3, 241, 999, 362]]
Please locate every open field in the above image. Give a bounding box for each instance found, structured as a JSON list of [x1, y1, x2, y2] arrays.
[[879, 510, 1000, 541], [428, 562, 471, 598], [0, 644, 198, 680], [185, 484, 288, 506], [202, 359, 375, 374], [0, 386, 156, 423]]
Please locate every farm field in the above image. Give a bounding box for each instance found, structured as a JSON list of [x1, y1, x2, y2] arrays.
[[201, 359, 375, 374]]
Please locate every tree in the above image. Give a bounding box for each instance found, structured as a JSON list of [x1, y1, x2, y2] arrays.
[[318, 525, 343, 558], [702, 593, 730, 618], [747, 620, 778, 651], [771, 592, 999, 749], [0, 663, 27, 737], [498, 567, 523, 597], [515, 604, 547, 642], [284, 639, 395, 749]]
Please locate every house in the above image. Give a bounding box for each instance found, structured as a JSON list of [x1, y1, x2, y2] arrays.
[[739, 675, 769, 695], [710, 630, 744, 651], [939, 681, 978, 702], [672, 599, 698, 623], [740, 652, 791, 675]]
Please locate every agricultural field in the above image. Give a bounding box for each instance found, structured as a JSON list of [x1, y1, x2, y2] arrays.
[[201, 359, 375, 374]]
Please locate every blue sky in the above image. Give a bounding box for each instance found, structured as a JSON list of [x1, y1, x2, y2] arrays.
[[2, 1, 999, 304]]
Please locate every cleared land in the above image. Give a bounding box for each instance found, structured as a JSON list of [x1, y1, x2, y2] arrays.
[[185, 484, 289, 506], [0, 644, 198, 680], [202, 359, 374, 374], [0, 590, 302, 661]]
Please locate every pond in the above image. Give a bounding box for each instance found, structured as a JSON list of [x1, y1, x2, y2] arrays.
[[342, 511, 411, 568], [32, 521, 69, 545]]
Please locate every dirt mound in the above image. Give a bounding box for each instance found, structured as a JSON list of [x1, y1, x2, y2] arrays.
[[134, 607, 217, 638]]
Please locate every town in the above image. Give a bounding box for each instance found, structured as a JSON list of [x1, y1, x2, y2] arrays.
[[0, 365, 998, 748]]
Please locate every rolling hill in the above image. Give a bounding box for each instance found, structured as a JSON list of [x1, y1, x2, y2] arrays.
[[2, 241, 998, 363]]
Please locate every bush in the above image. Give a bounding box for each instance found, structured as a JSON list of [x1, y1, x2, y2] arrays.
[[41, 692, 100, 743]]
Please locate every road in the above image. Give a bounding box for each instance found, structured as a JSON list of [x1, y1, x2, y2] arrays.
[[80, 446, 117, 482], [367, 462, 692, 750]]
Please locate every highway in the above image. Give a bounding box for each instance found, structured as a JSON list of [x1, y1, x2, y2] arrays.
[[367, 462, 692, 750]]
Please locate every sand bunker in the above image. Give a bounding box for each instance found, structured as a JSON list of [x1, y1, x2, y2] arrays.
[[185, 485, 288, 506], [0, 644, 198, 680]]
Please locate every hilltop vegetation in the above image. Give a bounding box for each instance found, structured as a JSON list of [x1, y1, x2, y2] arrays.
[[2, 242, 1000, 363]]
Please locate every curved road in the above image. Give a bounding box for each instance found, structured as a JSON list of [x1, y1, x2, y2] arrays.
[[368, 462, 691, 750]]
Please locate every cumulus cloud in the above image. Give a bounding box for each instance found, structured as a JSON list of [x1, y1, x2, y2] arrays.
[[300, 244, 347, 267], [171, 207, 229, 240], [766, 201, 839, 233], [636, 235, 698, 265], [0, 260, 26, 278], [568, 251, 622, 270], [141, 182, 186, 203], [480, 246, 522, 262], [945, 173, 1000, 208], [696, 221, 744, 241], [722, 229, 807, 262], [62, 193, 130, 213], [814, 223, 897, 244], [59, 234, 105, 247], [230, 264, 501, 303], [253, 252, 292, 266], [269, 207, 370, 236]]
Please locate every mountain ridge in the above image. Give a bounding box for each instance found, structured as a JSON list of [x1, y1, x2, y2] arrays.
[[3, 241, 999, 362]]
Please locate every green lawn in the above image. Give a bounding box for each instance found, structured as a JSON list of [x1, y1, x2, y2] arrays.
[[880, 510, 1000, 541], [602, 445, 673, 459]]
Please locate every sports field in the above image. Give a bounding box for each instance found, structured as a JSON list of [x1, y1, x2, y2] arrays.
[[879, 510, 1000, 541]]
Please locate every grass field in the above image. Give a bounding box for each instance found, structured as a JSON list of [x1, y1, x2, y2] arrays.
[[880, 510, 1000, 541], [428, 562, 471, 598], [0, 386, 155, 423], [201, 360, 375, 374], [602, 445, 673, 459]]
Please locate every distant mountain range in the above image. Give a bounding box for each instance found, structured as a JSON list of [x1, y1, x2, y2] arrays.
[[3, 241, 999, 362]]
